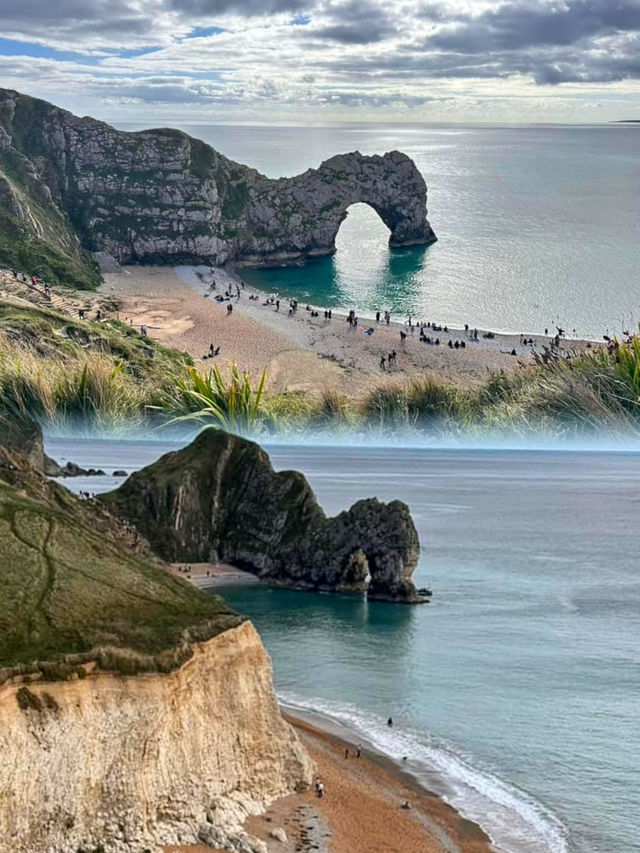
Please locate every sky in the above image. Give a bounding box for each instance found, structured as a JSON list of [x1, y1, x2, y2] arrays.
[[0, 0, 639, 124]]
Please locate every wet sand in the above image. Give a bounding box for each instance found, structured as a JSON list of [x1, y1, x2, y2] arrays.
[[164, 712, 493, 853], [100, 263, 595, 395]]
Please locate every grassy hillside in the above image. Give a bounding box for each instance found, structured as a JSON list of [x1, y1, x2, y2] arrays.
[[0, 293, 192, 431], [0, 446, 238, 678], [0, 110, 101, 288]]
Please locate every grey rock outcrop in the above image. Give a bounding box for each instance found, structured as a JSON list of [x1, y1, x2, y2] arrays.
[[100, 428, 423, 603], [0, 88, 436, 280]]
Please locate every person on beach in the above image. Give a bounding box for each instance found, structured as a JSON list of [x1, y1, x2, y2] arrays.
[[344, 747, 349, 759], [356, 744, 362, 758], [376, 311, 381, 323], [315, 779, 324, 798], [227, 303, 233, 315], [387, 717, 393, 727], [276, 299, 280, 312], [380, 355, 386, 370]]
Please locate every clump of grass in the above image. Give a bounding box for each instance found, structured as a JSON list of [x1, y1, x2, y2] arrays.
[[161, 363, 267, 435], [0, 300, 194, 433], [362, 383, 410, 427], [405, 376, 474, 428]]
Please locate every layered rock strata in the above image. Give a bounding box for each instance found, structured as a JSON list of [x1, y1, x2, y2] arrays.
[[0, 622, 312, 853], [0, 88, 436, 283], [101, 428, 423, 602]]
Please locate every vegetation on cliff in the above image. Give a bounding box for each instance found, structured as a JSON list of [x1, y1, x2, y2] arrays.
[[0, 87, 434, 279], [100, 427, 423, 602], [0, 294, 192, 432], [0, 445, 237, 681]]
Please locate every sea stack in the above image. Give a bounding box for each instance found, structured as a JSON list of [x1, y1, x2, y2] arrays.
[[101, 428, 424, 603]]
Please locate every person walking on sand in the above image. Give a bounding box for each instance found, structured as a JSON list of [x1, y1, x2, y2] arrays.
[[344, 747, 349, 759], [227, 303, 233, 315], [315, 779, 324, 798], [276, 299, 280, 312], [380, 355, 386, 370], [356, 744, 362, 758]]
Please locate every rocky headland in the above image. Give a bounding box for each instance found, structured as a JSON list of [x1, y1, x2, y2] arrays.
[[0, 438, 312, 853], [0, 88, 435, 285], [100, 428, 423, 603]]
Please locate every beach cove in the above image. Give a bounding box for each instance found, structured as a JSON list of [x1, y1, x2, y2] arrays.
[[48, 436, 640, 853]]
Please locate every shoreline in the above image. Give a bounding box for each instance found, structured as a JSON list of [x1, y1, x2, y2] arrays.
[[162, 706, 495, 853], [283, 708, 495, 853], [171, 561, 261, 589], [99, 263, 598, 395]]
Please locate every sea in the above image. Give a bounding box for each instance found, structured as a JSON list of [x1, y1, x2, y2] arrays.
[[119, 121, 640, 339], [46, 435, 640, 853]]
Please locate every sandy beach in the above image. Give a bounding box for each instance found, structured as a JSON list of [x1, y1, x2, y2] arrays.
[[164, 711, 493, 853], [171, 562, 260, 589], [99, 263, 594, 396]]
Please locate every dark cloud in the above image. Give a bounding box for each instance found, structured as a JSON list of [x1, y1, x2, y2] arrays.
[[313, 0, 398, 43], [167, 0, 307, 15], [430, 0, 640, 51]]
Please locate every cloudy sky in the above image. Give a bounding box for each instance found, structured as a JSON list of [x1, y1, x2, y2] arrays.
[[0, 0, 639, 123]]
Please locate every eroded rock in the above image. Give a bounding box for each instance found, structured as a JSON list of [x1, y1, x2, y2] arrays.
[[0, 88, 436, 276], [100, 429, 423, 603]]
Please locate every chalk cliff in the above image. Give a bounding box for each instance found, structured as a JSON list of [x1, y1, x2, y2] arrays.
[[0, 443, 313, 853], [0, 88, 436, 285], [0, 622, 311, 853], [101, 428, 423, 603]]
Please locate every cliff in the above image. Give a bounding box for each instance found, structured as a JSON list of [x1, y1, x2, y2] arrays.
[[0, 621, 312, 853], [0, 443, 313, 852], [100, 428, 423, 603], [0, 88, 436, 285]]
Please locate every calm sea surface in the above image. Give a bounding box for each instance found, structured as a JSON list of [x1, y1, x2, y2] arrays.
[[117, 122, 640, 339], [47, 436, 640, 853]]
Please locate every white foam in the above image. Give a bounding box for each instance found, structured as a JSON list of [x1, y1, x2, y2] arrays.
[[282, 693, 569, 853]]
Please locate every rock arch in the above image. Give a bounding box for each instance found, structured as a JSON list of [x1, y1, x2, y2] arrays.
[[0, 90, 436, 274], [236, 150, 437, 266]]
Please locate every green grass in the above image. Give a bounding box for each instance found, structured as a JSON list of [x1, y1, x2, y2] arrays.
[[160, 363, 267, 434], [264, 335, 640, 439], [0, 466, 239, 679], [1, 287, 639, 441], [0, 299, 193, 433]]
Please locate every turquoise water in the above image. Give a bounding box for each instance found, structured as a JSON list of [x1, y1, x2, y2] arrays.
[[177, 123, 639, 338], [47, 438, 640, 853]]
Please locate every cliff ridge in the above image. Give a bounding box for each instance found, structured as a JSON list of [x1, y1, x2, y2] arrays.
[[0, 88, 436, 284], [101, 428, 423, 603]]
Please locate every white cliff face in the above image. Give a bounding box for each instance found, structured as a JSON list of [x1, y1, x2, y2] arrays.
[[0, 88, 436, 273], [0, 621, 313, 853]]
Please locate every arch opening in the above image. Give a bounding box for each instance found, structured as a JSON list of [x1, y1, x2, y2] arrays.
[[335, 202, 391, 255]]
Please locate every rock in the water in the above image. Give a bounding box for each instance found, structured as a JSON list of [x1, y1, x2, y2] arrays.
[[0, 88, 436, 283], [100, 429, 423, 603]]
